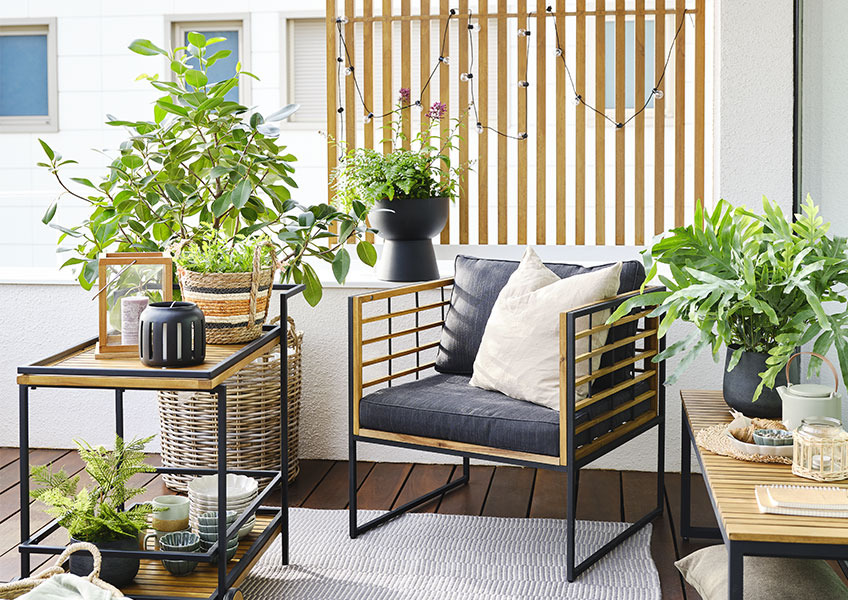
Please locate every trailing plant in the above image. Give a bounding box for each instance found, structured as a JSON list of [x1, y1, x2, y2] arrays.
[[37, 32, 375, 305], [609, 196, 848, 400], [30, 435, 156, 543], [331, 89, 467, 211]]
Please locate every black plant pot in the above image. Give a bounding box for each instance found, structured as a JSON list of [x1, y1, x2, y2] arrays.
[[723, 347, 799, 418], [69, 536, 140, 587], [370, 196, 449, 282]]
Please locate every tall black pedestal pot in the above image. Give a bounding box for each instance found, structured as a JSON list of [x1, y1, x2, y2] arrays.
[[723, 346, 800, 418], [370, 196, 449, 282]]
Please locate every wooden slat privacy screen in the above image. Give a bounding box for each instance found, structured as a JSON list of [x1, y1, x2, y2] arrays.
[[326, 0, 707, 246]]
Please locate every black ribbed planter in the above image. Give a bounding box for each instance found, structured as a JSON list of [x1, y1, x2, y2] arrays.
[[69, 536, 140, 587], [139, 301, 206, 367], [370, 196, 449, 282], [723, 347, 799, 418]]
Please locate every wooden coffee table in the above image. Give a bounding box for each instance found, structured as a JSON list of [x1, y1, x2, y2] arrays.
[[681, 390, 848, 599]]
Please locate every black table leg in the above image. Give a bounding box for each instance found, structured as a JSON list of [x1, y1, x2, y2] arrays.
[[728, 541, 744, 600], [217, 385, 228, 599], [681, 405, 692, 541], [115, 388, 124, 439], [19, 385, 30, 578], [280, 295, 289, 565]]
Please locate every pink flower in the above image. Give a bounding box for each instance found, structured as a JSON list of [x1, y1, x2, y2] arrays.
[[426, 101, 447, 120], [398, 88, 411, 104]]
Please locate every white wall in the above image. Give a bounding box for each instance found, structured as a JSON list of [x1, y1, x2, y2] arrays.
[[0, 0, 797, 473]]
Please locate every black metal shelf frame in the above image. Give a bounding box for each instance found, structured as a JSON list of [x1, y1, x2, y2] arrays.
[[17, 284, 304, 600]]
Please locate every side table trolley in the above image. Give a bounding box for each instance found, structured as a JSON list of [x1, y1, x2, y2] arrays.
[[16, 284, 304, 600]]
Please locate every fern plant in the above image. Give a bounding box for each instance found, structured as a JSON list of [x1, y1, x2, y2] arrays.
[[31, 435, 156, 543]]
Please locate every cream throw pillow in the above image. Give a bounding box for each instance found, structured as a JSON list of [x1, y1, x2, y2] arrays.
[[469, 248, 622, 411]]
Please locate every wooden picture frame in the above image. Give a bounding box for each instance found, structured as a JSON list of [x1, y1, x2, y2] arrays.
[[95, 252, 174, 359]]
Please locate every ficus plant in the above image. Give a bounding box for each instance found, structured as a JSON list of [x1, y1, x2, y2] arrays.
[[38, 32, 377, 306], [609, 196, 848, 400]]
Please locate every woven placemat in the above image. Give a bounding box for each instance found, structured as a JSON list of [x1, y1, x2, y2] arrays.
[[696, 424, 792, 465]]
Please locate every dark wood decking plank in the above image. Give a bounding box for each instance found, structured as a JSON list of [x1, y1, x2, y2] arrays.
[[481, 466, 535, 518], [529, 469, 567, 519], [622, 471, 686, 600], [301, 461, 373, 510], [576, 469, 622, 522], [0, 449, 18, 473], [437, 465, 495, 516], [288, 460, 335, 507], [0, 450, 68, 497], [392, 464, 454, 513], [357, 463, 413, 511]]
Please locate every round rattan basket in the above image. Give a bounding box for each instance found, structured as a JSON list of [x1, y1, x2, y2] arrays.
[[158, 317, 303, 491], [176, 242, 277, 344]]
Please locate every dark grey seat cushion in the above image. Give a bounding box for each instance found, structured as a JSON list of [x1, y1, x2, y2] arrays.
[[435, 255, 646, 375], [359, 373, 652, 456]]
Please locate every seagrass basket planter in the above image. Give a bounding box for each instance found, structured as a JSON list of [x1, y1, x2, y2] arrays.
[[158, 317, 303, 491]]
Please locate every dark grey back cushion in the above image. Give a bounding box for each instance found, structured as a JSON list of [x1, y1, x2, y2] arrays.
[[435, 255, 646, 375]]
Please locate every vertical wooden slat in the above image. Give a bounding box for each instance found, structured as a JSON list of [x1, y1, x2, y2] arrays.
[[634, 0, 645, 245], [694, 0, 705, 211], [555, 0, 566, 245], [345, 0, 356, 151], [594, 2, 605, 245], [535, 0, 546, 245], [654, 0, 665, 235], [420, 0, 430, 138], [478, 2, 489, 244], [614, 0, 625, 245], [439, 0, 450, 243], [325, 0, 338, 210], [363, 0, 375, 243], [458, 0, 469, 244], [517, 0, 528, 245], [674, 0, 685, 227], [497, 0, 508, 244], [382, 0, 393, 155], [575, 0, 586, 245], [401, 0, 411, 148]]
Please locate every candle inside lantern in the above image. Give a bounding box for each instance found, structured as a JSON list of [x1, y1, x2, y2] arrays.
[[121, 296, 149, 345]]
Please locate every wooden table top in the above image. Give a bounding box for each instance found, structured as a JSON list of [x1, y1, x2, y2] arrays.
[[683, 389, 848, 545], [16, 327, 281, 392]]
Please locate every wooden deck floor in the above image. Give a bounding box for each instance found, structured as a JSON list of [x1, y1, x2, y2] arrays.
[[0, 449, 722, 599]]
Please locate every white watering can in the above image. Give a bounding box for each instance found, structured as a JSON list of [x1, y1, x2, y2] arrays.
[[777, 352, 842, 430]]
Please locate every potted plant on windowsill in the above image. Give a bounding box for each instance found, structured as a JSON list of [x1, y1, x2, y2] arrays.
[[609, 197, 848, 417], [331, 89, 465, 282], [37, 32, 375, 330], [30, 435, 155, 587]]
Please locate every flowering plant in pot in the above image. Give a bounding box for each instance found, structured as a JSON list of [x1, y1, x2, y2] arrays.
[[37, 32, 375, 329], [608, 197, 848, 417], [331, 89, 466, 282], [30, 435, 155, 587]]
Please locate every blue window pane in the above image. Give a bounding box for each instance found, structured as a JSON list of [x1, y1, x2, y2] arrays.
[[0, 34, 48, 116], [184, 30, 240, 103], [605, 21, 655, 109]]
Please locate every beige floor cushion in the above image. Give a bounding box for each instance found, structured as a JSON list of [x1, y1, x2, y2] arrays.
[[675, 544, 848, 599]]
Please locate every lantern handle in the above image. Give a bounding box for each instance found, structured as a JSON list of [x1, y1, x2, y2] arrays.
[[786, 352, 839, 395]]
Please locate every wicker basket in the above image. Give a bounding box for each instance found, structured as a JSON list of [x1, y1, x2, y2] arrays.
[[176, 242, 277, 344], [158, 316, 303, 491]]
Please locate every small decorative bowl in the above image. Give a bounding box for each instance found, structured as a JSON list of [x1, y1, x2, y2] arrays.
[[753, 428, 794, 446], [199, 537, 239, 561], [198, 510, 238, 527], [159, 531, 201, 576]]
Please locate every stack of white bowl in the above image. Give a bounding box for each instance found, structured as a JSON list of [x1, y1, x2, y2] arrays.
[[187, 474, 258, 539]]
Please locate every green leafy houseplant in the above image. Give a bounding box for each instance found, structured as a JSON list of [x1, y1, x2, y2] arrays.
[[610, 196, 848, 400], [331, 91, 466, 210], [30, 435, 155, 543], [38, 32, 375, 305]]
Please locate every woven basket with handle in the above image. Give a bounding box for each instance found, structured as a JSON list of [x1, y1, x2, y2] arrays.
[[158, 316, 303, 491], [0, 543, 124, 599], [176, 241, 278, 344]]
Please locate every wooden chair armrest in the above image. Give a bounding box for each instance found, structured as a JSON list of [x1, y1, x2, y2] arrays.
[[351, 277, 455, 304]]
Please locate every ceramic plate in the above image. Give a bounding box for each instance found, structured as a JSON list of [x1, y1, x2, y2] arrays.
[[725, 431, 794, 458]]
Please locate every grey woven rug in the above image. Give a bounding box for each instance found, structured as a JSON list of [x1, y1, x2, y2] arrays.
[[242, 508, 660, 599]]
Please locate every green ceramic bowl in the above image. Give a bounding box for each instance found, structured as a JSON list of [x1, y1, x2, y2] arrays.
[[159, 531, 201, 576], [198, 511, 237, 527], [753, 428, 794, 447]]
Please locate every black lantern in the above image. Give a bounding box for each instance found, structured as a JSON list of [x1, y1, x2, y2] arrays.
[[139, 302, 206, 367]]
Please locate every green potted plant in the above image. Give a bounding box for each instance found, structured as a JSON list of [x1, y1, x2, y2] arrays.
[[331, 89, 465, 282], [609, 197, 848, 417], [30, 435, 155, 587], [37, 32, 376, 325]]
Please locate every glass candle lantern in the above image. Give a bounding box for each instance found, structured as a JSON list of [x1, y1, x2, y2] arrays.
[[95, 253, 173, 359], [792, 417, 848, 482]]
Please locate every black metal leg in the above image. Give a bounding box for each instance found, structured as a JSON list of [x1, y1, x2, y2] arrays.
[[657, 408, 665, 516], [566, 465, 577, 583], [279, 295, 289, 566], [19, 385, 30, 578], [115, 388, 124, 439], [462, 457, 470, 480], [349, 437, 358, 539], [217, 385, 228, 599], [681, 406, 692, 541], [728, 542, 744, 600]]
